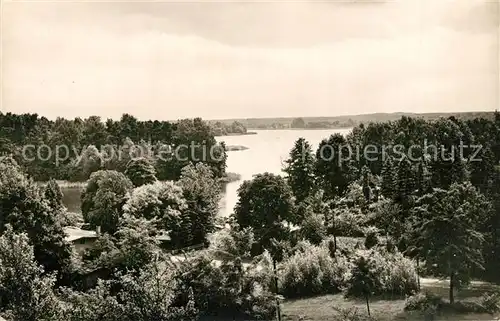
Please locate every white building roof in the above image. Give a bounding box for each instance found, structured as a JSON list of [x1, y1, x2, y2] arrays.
[[64, 227, 97, 242]]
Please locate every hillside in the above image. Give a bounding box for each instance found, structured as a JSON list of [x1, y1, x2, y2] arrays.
[[211, 111, 496, 129]]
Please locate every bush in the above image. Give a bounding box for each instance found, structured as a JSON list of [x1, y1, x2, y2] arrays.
[[208, 227, 256, 259], [300, 213, 326, 245], [480, 291, 500, 313], [333, 208, 365, 237], [364, 227, 379, 249], [279, 241, 351, 299], [173, 255, 277, 320], [332, 307, 378, 321], [347, 249, 418, 299], [405, 291, 445, 311], [385, 237, 396, 253], [445, 301, 488, 314], [406, 291, 493, 315], [379, 251, 418, 297], [59, 211, 84, 227]]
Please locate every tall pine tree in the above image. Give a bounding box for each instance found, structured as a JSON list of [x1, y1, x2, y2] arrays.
[[283, 138, 316, 205], [395, 157, 415, 205], [381, 156, 396, 199]]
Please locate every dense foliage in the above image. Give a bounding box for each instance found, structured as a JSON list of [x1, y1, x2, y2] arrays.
[[3, 112, 500, 320], [0, 113, 227, 182]]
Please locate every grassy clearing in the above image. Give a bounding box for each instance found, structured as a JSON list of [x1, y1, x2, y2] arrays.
[[281, 279, 500, 321]]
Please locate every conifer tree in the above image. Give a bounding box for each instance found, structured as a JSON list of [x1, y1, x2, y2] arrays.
[[283, 138, 316, 204], [44, 179, 64, 211], [395, 157, 415, 205], [415, 160, 432, 196], [345, 255, 377, 317], [469, 145, 496, 194], [381, 156, 396, 199], [361, 165, 371, 203], [408, 182, 489, 304]]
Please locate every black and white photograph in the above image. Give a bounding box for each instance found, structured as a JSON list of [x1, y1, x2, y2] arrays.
[[0, 0, 499, 320]]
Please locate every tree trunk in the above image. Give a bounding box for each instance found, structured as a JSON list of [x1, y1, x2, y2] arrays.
[[365, 295, 371, 317], [416, 258, 421, 290], [333, 234, 337, 256], [273, 259, 281, 321], [332, 212, 337, 256], [449, 271, 455, 304]]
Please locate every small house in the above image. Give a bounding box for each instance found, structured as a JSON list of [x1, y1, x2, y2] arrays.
[[64, 227, 98, 254]]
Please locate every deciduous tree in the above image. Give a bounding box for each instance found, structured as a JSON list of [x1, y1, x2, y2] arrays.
[[234, 173, 295, 250], [81, 170, 133, 233]]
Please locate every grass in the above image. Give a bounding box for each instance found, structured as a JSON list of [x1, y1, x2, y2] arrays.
[[281, 279, 500, 321]]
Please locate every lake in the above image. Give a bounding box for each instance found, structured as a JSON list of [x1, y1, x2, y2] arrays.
[[61, 128, 352, 217]]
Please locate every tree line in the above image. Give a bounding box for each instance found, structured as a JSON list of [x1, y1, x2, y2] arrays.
[[0, 112, 227, 182]]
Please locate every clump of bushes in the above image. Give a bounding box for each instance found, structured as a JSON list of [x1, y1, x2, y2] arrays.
[[405, 291, 496, 316], [379, 251, 419, 297], [332, 208, 366, 237], [405, 291, 445, 312], [173, 254, 278, 320], [279, 239, 418, 301], [345, 249, 418, 299], [279, 241, 351, 299], [208, 226, 256, 259], [480, 291, 500, 313]]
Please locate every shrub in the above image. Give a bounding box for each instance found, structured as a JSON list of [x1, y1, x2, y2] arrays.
[[406, 291, 493, 315], [445, 301, 488, 314], [208, 227, 255, 259], [405, 291, 445, 311], [332, 307, 378, 321], [364, 227, 379, 249], [59, 211, 84, 227], [385, 237, 396, 253], [379, 251, 419, 297], [480, 291, 500, 313], [173, 255, 277, 320], [279, 241, 351, 299], [347, 250, 418, 299], [333, 208, 366, 237], [300, 213, 326, 245], [322, 236, 360, 259]]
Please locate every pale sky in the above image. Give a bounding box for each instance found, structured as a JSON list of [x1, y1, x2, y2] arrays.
[[1, 0, 499, 120]]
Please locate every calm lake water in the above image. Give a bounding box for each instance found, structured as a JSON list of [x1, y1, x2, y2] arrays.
[[61, 129, 352, 217]]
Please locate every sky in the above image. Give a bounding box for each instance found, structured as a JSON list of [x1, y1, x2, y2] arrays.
[[1, 0, 499, 120]]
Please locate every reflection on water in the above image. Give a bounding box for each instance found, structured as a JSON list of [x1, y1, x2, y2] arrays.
[[61, 129, 352, 217]]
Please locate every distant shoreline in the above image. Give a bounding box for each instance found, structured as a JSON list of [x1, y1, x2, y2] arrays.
[[247, 127, 353, 131], [38, 172, 242, 188], [214, 131, 257, 137]]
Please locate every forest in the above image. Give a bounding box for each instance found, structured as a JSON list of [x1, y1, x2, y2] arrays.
[[1, 112, 500, 320]]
